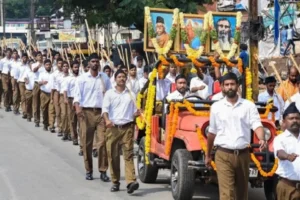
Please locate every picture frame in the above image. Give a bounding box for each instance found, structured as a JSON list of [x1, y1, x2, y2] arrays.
[[143, 7, 178, 52], [178, 14, 208, 53], [209, 12, 237, 53]]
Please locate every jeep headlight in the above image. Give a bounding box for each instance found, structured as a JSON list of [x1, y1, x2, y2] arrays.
[[205, 126, 209, 135], [264, 127, 271, 141]]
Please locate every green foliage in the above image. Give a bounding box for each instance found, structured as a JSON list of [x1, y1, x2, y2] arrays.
[[181, 29, 188, 43], [5, 0, 30, 19]]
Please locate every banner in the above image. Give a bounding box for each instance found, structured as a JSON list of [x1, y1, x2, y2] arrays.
[[58, 29, 76, 41]]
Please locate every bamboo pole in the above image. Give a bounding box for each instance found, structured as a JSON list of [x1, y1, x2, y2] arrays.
[[269, 61, 291, 102], [85, 19, 96, 52], [289, 54, 300, 73], [145, 52, 150, 65], [254, 54, 268, 76]]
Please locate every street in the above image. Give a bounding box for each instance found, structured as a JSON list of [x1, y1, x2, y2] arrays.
[[0, 109, 266, 200]]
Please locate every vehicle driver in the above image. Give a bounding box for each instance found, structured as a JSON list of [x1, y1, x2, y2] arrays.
[[274, 102, 300, 200], [166, 75, 189, 102]]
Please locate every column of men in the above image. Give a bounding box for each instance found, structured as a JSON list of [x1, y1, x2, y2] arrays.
[[0, 48, 151, 194]]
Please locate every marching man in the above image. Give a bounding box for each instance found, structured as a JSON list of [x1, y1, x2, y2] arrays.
[[274, 102, 300, 200], [102, 69, 140, 194]]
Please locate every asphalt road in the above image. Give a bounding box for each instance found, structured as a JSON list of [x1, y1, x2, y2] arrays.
[[0, 108, 267, 200]]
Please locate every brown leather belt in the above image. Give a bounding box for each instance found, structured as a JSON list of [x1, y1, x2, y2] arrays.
[[114, 122, 133, 129], [280, 177, 300, 189], [82, 107, 102, 112], [217, 146, 249, 155]]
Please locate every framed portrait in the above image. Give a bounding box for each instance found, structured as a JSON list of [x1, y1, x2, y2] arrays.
[[178, 14, 206, 52], [210, 12, 237, 52], [144, 8, 177, 52]]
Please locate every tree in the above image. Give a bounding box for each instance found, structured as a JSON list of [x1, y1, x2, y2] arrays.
[[5, 0, 30, 19], [70, 0, 213, 31]]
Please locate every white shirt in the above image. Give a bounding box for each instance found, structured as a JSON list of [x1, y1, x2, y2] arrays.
[[139, 77, 148, 90], [284, 93, 300, 111], [156, 78, 172, 101], [10, 60, 20, 78], [73, 71, 107, 108], [166, 73, 177, 84], [258, 91, 284, 121], [137, 67, 144, 80], [38, 71, 52, 93], [50, 70, 63, 91], [208, 97, 263, 149], [126, 77, 140, 94], [0, 57, 12, 75], [274, 130, 300, 181], [17, 63, 30, 82], [212, 92, 225, 101], [57, 74, 69, 94], [203, 74, 214, 96], [166, 90, 190, 102], [24, 70, 35, 90], [62, 75, 78, 98], [190, 77, 209, 99], [31, 62, 44, 82], [102, 88, 137, 125], [287, 28, 293, 40]]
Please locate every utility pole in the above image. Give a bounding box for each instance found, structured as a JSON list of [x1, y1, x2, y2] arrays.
[[30, 0, 35, 45], [249, 0, 259, 101], [2, 0, 5, 40]]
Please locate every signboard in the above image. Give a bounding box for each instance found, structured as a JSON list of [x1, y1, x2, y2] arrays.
[[58, 29, 76, 41]]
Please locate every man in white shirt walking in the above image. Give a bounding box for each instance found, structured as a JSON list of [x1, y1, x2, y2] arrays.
[[38, 59, 53, 131], [24, 60, 35, 122], [74, 54, 110, 182], [205, 72, 266, 200], [32, 52, 43, 127], [103, 69, 140, 194], [274, 102, 300, 200]]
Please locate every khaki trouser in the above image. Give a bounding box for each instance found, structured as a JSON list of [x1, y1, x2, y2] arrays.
[[0, 76, 3, 104], [277, 179, 300, 200], [12, 79, 20, 112], [48, 99, 55, 128], [215, 149, 250, 200], [53, 91, 61, 131], [25, 90, 33, 119], [19, 82, 26, 115], [67, 97, 78, 139], [60, 94, 70, 134], [40, 91, 51, 126], [106, 124, 136, 184], [79, 108, 108, 172], [32, 83, 40, 123], [2, 74, 12, 108]]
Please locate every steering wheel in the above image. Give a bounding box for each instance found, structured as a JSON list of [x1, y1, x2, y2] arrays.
[[185, 95, 203, 100]]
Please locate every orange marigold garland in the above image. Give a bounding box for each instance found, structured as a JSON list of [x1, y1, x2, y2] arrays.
[[222, 57, 235, 67], [260, 103, 273, 119], [158, 55, 170, 65], [237, 58, 243, 73], [170, 55, 185, 67], [250, 153, 278, 177], [165, 102, 175, 155], [188, 56, 206, 68], [208, 56, 221, 68]]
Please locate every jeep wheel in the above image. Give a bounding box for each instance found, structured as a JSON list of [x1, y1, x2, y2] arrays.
[[170, 149, 195, 200], [137, 137, 158, 183], [264, 177, 278, 200]]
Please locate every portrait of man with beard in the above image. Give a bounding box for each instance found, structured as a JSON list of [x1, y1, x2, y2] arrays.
[[212, 17, 235, 51], [148, 16, 170, 48]]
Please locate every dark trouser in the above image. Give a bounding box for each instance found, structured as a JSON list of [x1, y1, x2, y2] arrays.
[[284, 39, 296, 55], [67, 97, 78, 139], [277, 178, 300, 200], [40, 91, 50, 127], [19, 82, 26, 115], [79, 108, 108, 173], [32, 83, 40, 123], [25, 90, 33, 119], [106, 123, 136, 184], [215, 148, 250, 200]]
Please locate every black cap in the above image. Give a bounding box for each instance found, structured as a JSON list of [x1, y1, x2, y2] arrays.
[[283, 102, 300, 119], [156, 16, 164, 24], [264, 76, 277, 84]]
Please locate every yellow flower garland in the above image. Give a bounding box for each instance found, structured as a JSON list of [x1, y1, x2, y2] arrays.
[[260, 103, 273, 119], [196, 127, 217, 170], [245, 68, 253, 101], [250, 153, 278, 177], [136, 93, 145, 130]]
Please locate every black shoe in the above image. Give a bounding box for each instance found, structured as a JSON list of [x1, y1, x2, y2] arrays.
[[22, 114, 27, 119], [27, 118, 31, 122], [49, 127, 55, 133], [86, 172, 93, 180], [73, 139, 79, 145], [110, 182, 120, 192], [35, 123, 40, 127], [61, 134, 68, 141], [14, 110, 20, 115], [5, 107, 9, 112], [78, 149, 83, 156], [68, 135, 72, 141], [127, 182, 139, 194], [92, 149, 98, 157], [57, 132, 63, 137], [43, 126, 48, 131], [100, 172, 110, 182], [8, 107, 12, 111]]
